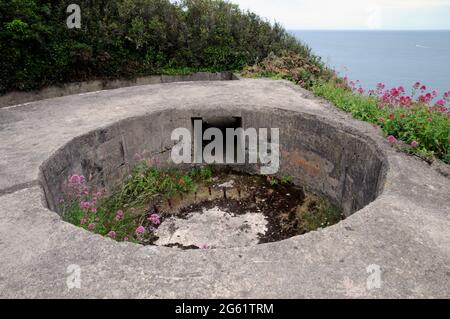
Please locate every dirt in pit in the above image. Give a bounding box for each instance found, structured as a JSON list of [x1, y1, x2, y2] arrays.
[[145, 170, 344, 248]]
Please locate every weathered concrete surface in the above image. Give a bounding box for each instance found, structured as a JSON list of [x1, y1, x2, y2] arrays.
[[0, 72, 236, 108], [0, 79, 449, 298], [154, 207, 268, 249]]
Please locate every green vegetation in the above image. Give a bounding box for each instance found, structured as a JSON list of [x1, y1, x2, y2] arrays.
[[241, 51, 333, 89], [312, 80, 384, 123], [2, 0, 447, 164], [244, 54, 450, 164], [294, 194, 343, 232], [266, 174, 294, 187], [312, 80, 450, 164], [0, 0, 318, 93], [63, 164, 343, 246], [62, 164, 213, 243]]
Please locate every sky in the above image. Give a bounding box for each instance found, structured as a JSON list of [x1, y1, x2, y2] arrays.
[[229, 0, 450, 30]]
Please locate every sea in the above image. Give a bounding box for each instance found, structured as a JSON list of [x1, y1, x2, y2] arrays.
[[291, 30, 450, 97]]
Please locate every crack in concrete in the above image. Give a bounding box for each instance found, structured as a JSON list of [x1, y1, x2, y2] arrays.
[[0, 180, 40, 196]]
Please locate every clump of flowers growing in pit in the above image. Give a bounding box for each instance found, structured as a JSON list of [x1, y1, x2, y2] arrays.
[[314, 78, 450, 164], [61, 162, 214, 245]]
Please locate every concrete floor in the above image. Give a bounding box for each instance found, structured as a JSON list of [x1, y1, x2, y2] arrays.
[[0, 78, 449, 298], [154, 207, 268, 249]]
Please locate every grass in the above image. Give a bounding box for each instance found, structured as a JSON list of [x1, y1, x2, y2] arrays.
[[62, 164, 213, 244], [312, 81, 386, 123]]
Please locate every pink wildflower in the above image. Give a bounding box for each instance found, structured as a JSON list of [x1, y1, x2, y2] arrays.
[[420, 85, 427, 91], [108, 231, 116, 239], [88, 223, 96, 230], [135, 226, 145, 236], [435, 100, 445, 107], [148, 214, 161, 225], [80, 201, 91, 211], [69, 175, 80, 184], [376, 83, 385, 90], [400, 96, 412, 107], [123, 236, 129, 242], [80, 218, 87, 225], [115, 210, 124, 221], [411, 140, 419, 148], [390, 88, 400, 97], [387, 135, 398, 144], [69, 175, 85, 185], [419, 93, 433, 104]]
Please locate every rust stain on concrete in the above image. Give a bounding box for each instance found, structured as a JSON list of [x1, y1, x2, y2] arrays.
[[282, 149, 321, 176]]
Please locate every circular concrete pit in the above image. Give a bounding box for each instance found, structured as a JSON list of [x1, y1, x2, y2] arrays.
[[1, 79, 449, 298], [39, 108, 386, 249]]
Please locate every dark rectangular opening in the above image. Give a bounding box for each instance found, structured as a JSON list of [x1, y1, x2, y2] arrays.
[[191, 117, 243, 163]]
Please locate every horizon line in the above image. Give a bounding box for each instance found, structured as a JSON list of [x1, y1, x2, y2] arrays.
[[288, 29, 450, 31]]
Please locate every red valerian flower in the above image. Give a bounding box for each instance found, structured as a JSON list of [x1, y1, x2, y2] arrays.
[[435, 100, 445, 107], [135, 226, 146, 236], [387, 135, 398, 144]]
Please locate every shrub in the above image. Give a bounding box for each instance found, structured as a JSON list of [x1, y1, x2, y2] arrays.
[[0, 0, 316, 93], [241, 51, 334, 89]]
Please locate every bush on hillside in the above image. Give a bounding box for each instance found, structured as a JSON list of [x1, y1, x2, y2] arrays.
[[241, 51, 334, 89], [0, 0, 320, 93]]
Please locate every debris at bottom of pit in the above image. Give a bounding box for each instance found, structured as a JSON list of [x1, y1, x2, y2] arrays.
[[154, 206, 268, 249]]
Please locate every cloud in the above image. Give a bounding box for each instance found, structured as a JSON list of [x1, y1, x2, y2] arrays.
[[230, 0, 450, 29], [373, 0, 450, 9]]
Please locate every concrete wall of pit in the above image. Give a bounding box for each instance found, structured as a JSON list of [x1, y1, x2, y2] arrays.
[[39, 107, 387, 217]]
